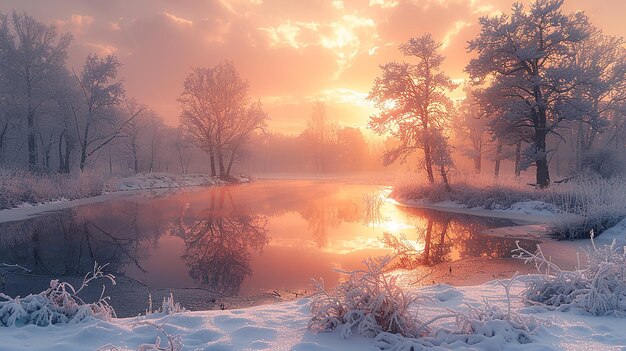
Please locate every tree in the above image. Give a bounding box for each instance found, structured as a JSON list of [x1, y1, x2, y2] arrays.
[[179, 61, 266, 178], [0, 11, 71, 171], [466, 0, 590, 187], [571, 28, 626, 171], [336, 127, 368, 171], [368, 34, 456, 184], [303, 101, 336, 173], [73, 54, 133, 172], [455, 88, 489, 174]]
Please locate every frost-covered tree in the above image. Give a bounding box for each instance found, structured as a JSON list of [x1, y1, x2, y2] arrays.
[[73, 54, 133, 172], [570, 28, 626, 171], [467, 0, 590, 187], [369, 34, 456, 184], [0, 11, 71, 171], [455, 87, 489, 174], [179, 61, 266, 178]]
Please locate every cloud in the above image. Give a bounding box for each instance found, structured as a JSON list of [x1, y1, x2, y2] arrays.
[[162, 12, 193, 26], [54, 14, 94, 37]]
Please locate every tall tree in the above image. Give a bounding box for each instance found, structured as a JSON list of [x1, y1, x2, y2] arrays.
[[466, 0, 590, 187], [179, 61, 266, 178], [0, 12, 71, 171], [304, 101, 336, 173], [73, 54, 131, 172], [571, 28, 626, 171], [368, 34, 456, 184]]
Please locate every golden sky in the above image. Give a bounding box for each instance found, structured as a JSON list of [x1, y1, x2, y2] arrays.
[[4, 0, 625, 133]]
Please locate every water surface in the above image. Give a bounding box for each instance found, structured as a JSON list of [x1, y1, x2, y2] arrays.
[[0, 180, 537, 298]]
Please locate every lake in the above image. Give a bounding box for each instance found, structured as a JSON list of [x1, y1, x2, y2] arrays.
[[0, 180, 539, 314]]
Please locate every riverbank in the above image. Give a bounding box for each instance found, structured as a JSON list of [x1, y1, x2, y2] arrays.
[[0, 172, 252, 223], [2, 275, 626, 350], [391, 176, 626, 239]]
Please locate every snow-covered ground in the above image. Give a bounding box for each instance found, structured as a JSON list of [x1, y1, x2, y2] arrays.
[[2, 278, 626, 350], [0, 173, 252, 224], [391, 197, 561, 225], [113, 173, 251, 191]]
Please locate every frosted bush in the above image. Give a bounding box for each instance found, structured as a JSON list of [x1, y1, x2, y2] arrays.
[[547, 175, 626, 239], [0, 168, 105, 209], [146, 293, 186, 315], [514, 234, 626, 316], [309, 256, 427, 339], [0, 262, 116, 326], [309, 257, 541, 350], [393, 173, 626, 239]]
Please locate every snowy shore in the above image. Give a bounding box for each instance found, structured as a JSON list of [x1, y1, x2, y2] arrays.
[[0, 173, 251, 224], [390, 197, 562, 225], [3, 277, 626, 350]]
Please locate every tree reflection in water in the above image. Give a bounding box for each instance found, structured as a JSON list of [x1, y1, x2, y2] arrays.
[[382, 209, 539, 269], [178, 187, 270, 295], [0, 204, 149, 277]]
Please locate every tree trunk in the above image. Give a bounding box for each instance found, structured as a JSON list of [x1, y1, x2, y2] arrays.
[[494, 141, 503, 178], [474, 139, 482, 174], [226, 147, 239, 177], [218, 150, 226, 177], [63, 134, 72, 173], [0, 123, 8, 164], [207, 142, 216, 176], [535, 125, 550, 188], [58, 130, 65, 173], [514, 141, 521, 178], [423, 142, 435, 184], [27, 84, 38, 171], [439, 165, 451, 192], [533, 84, 550, 188]]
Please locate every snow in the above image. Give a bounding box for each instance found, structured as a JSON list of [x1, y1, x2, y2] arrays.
[[114, 173, 251, 191], [392, 198, 561, 225], [2, 280, 626, 350], [0, 173, 252, 224]]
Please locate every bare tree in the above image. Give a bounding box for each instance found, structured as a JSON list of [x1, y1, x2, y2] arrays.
[[179, 61, 266, 178], [368, 34, 456, 184], [303, 101, 336, 173], [73, 54, 137, 172], [0, 11, 71, 171]]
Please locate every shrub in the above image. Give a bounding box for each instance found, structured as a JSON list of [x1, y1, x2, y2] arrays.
[[0, 168, 105, 210], [0, 263, 116, 326], [309, 256, 425, 339], [392, 174, 626, 239], [309, 257, 542, 350], [513, 234, 626, 316]]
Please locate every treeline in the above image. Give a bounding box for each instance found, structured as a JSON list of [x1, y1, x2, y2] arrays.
[[369, 0, 626, 187], [0, 12, 209, 175]]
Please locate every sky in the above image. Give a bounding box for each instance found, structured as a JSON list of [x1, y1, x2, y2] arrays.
[[2, 0, 625, 133]]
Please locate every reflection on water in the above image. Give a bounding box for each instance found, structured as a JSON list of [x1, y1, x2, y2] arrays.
[[0, 180, 538, 296]]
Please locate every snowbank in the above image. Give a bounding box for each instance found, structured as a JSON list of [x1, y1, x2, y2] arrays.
[[113, 173, 252, 191], [1, 281, 625, 350], [0, 173, 253, 224], [392, 198, 561, 225]]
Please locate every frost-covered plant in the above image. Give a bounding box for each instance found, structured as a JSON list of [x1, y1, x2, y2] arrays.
[[452, 274, 540, 344], [0, 167, 105, 209], [135, 320, 184, 351], [514, 234, 626, 316], [310, 257, 545, 350], [372, 275, 542, 350], [0, 262, 116, 326], [145, 293, 186, 316], [309, 256, 427, 339]]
